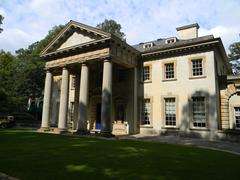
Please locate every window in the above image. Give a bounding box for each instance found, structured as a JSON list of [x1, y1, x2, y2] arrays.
[[235, 107, 240, 128], [143, 66, 150, 81], [165, 63, 174, 79], [71, 76, 76, 89], [165, 38, 177, 44], [192, 59, 203, 76], [192, 97, 206, 128], [143, 43, 153, 49], [142, 99, 151, 125], [165, 98, 176, 126], [70, 102, 74, 122]]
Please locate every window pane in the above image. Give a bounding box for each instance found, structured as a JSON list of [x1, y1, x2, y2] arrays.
[[144, 66, 150, 81], [165, 98, 176, 126], [71, 76, 76, 89], [165, 63, 174, 79], [235, 107, 240, 128], [192, 97, 206, 127], [192, 59, 203, 76], [142, 99, 151, 125]]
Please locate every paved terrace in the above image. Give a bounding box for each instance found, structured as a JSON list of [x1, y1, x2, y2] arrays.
[[118, 134, 240, 155]]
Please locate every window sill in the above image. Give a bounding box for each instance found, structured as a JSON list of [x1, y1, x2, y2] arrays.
[[161, 126, 179, 130], [189, 75, 206, 80], [144, 80, 152, 84], [140, 125, 153, 128], [190, 128, 210, 131], [162, 78, 177, 82]]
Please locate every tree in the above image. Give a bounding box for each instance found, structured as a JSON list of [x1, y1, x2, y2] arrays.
[[15, 25, 64, 97], [228, 38, 240, 74], [0, 14, 3, 33], [0, 25, 64, 113], [96, 19, 126, 41], [0, 50, 21, 112]]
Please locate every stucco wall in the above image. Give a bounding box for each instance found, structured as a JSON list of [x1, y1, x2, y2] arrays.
[[141, 51, 219, 135]]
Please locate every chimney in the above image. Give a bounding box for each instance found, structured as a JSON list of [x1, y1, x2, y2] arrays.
[[176, 23, 199, 40]]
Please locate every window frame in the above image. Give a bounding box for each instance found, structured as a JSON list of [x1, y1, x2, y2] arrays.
[[143, 64, 152, 83], [143, 43, 153, 49], [71, 75, 76, 90], [162, 61, 177, 81], [230, 103, 240, 130], [191, 96, 207, 128], [161, 95, 178, 128], [234, 107, 240, 129], [141, 97, 153, 127], [189, 93, 209, 130], [189, 56, 206, 79]]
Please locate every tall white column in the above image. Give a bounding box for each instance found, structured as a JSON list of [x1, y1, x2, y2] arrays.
[[73, 74, 80, 130], [77, 63, 89, 134], [58, 67, 69, 130], [41, 70, 53, 129], [101, 59, 113, 136], [133, 67, 138, 133]]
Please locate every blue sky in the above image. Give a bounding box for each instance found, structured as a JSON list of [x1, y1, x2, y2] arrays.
[[0, 0, 240, 53]]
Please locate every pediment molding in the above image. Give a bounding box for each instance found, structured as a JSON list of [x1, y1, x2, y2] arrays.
[[40, 20, 111, 56]]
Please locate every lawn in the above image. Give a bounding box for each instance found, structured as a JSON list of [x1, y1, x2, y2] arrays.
[[0, 129, 239, 180]]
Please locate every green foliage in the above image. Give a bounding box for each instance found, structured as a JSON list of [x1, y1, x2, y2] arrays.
[[96, 19, 126, 41], [228, 40, 240, 74], [0, 14, 3, 33], [0, 25, 64, 113]]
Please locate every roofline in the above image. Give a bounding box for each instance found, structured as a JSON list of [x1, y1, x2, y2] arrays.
[[141, 37, 231, 73], [41, 37, 111, 58], [141, 38, 217, 56], [176, 23, 199, 31], [40, 20, 111, 56]]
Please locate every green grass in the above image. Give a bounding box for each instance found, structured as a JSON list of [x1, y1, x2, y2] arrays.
[[0, 129, 239, 180]]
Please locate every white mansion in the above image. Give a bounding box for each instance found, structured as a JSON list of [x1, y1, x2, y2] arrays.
[[39, 20, 240, 140]]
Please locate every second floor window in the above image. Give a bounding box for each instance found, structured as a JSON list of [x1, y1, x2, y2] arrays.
[[143, 66, 150, 81], [165, 63, 174, 79], [192, 59, 203, 76]]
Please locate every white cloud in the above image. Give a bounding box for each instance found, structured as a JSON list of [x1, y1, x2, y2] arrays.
[[0, 0, 239, 53]]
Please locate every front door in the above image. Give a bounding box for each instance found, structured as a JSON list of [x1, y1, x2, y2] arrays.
[[96, 103, 101, 129]]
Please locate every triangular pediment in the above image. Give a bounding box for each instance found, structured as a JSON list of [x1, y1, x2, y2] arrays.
[[57, 31, 96, 50], [40, 20, 111, 56]]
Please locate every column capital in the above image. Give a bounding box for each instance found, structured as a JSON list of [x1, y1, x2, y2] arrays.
[[59, 64, 68, 70], [102, 57, 112, 63], [44, 67, 52, 72], [81, 62, 88, 66]]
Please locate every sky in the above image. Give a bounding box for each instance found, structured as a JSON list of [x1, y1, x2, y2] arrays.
[[0, 0, 240, 54]]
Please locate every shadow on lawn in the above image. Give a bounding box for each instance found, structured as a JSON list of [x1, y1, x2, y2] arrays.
[[0, 130, 240, 180]]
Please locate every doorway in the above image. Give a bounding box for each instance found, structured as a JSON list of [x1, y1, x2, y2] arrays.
[[96, 103, 101, 129]]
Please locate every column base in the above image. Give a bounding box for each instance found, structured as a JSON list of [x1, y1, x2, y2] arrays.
[[100, 131, 115, 138], [37, 127, 50, 132], [74, 129, 90, 135], [54, 128, 68, 134]]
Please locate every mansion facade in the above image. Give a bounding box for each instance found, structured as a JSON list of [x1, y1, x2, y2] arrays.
[[39, 21, 240, 140]]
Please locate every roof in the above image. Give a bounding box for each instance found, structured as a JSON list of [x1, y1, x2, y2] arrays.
[[40, 20, 139, 58], [176, 23, 199, 31], [132, 35, 214, 52]]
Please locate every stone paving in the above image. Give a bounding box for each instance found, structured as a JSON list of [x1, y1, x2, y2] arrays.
[[118, 134, 240, 155]]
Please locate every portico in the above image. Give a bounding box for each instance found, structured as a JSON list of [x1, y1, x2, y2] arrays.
[[39, 20, 139, 135]]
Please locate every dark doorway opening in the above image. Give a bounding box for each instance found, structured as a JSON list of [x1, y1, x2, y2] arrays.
[[96, 103, 101, 129]]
